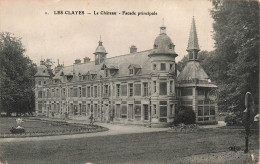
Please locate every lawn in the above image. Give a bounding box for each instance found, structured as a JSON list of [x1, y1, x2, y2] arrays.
[[0, 117, 107, 137], [0, 127, 258, 164]]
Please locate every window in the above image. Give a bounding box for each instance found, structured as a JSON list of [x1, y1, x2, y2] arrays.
[[105, 85, 109, 97], [170, 64, 173, 71], [79, 87, 82, 97], [134, 105, 141, 121], [56, 89, 60, 97], [161, 63, 166, 71], [143, 83, 148, 96], [169, 44, 173, 49], [121, 105, 127, 118], [38, 91, 43, 98], [105, 69, 109, 77], [91, 87, 93, 97], [116, 84, 120, 97], [159, 82, 167, 95], [129, 69, 134, 75], [73, 88, 77, 97], [129, 83, 133, 97], [198, 89, 205, 96], [116, 104, 120, 118], [94, 86, 97, 97], [170, 104, 174, 115], [121, 85, 127, 96], [128, 104, 134, 119], [134, 84, 141, 96], [153, 81, 156, 93], [38, 81, 41, 85], [67, 76, 73, 82], [82, 104, 86, 116], [181, 88, 193, 96], [159, 101, 167, 122], [197, 100, 216, 121], [44, 81, 46, 84], [82, 88, 86, 97], [63, 88, 66, 97], [153, 64, 157, 70], [87, 86, 90, 97], [154, 44, 158, 49]]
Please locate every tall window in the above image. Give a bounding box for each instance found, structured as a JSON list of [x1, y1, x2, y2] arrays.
[[116, 84, 120, 97], [63, 88, 66, 97], [161, 63, 166, 71], [87, 86, 90, 97], [94, 86, 97, 97], [82, 87, 86, 97], [134, 84, 141, 96], [159, 82, 167, 95], [159, 101, 167, 122], [79, 87, 82, 97], [181, 88, 193, 96], [153, 81, 156, 93], [143, 83, 148, 96], [170, 81, 173, 93], [73, 88, 77, 97], [105, 85, 109, 97], [121, 85, 127, 96], [38, 91, 43, 98], [121, 105, 127, 118], [170, 64, 173, 71], [90, 87, 93, 97], [129, 83, 133, 97]]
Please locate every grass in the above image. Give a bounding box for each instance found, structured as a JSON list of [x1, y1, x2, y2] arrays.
[[0, 127, 258, 164], [0, 117, 107, 137]]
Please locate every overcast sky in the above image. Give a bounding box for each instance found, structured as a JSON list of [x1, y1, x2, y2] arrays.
[[1, 0, 215, 66]]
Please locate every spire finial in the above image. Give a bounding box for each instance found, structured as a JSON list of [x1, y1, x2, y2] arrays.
[[160, 18, 166, 34], [162, 18, 164, 26], [98, 35, 103, 46]]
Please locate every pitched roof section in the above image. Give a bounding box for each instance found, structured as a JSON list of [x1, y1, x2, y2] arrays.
[[187, 17, 200, 51], [53, 49, 153, 80], [177, 61, 209, 82]]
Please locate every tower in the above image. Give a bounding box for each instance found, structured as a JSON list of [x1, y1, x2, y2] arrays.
[[93, 36, 107, 65], [187, 17, 200, 61]]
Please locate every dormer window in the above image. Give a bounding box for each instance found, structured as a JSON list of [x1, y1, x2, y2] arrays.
[[129, 69, 134, 75], [43, 70, 46, 73], [154, 44, 158, 49], [153, 64, 157, 70], [169, 44, 174, 49], [67, 76, 73, 82], [105, 69, 109, 77], [92, 74, 97, 80]]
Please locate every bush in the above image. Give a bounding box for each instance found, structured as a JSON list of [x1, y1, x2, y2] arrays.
[[10, 127, 25, 134], [174, 108, 196, 125], [225, 113, 243, 126]]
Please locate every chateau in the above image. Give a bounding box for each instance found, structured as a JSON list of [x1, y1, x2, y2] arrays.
[[35, 18, 218, 127]]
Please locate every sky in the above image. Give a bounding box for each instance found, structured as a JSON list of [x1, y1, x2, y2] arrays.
[[0, 0, 215, 66]]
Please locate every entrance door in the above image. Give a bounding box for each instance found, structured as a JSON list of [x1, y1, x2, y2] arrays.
[[128, 104, 133, 119]]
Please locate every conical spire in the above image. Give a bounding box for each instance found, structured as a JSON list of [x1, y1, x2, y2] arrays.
[[187, 17, 200, 51]]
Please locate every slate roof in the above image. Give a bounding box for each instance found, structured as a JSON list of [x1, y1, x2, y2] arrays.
[[35, 64, 50, 77], [53, 49, 153, 80], [187, 17, 200, 51], [177, 61, 209, 81]]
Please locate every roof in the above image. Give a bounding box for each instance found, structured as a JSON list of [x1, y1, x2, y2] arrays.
[[53, 49, 153, 80], [187, 17, 200, 51], [177, 61, 209, 82], [35, 65, 50, 77], [94, 40, 107, 54]]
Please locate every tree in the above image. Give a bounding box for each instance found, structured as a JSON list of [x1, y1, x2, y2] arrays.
[[0, 32, 37, 116], [41, 58, 55, 77], [210, 0, 259, 113]]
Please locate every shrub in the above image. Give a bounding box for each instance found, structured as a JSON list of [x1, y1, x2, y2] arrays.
[[10, 127, 25, 134], [225, 113, 243, 126], [174, 108, 196, 125]]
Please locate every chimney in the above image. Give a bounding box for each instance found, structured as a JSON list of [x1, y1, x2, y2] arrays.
[[83, 57, 91, 63], [40, 60, 44, 65], [74, 59, 81, 64], [130, 45, 137, 53]]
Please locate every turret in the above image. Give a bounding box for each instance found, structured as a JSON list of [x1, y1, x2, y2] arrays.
[[93, 36, 107, 65]]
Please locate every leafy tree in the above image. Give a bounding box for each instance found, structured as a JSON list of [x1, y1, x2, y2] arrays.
[[0, 32, 37, 116], [210, 0, 259, 113]]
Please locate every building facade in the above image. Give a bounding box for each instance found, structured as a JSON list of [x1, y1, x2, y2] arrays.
[[34, 18, 218, 127]]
